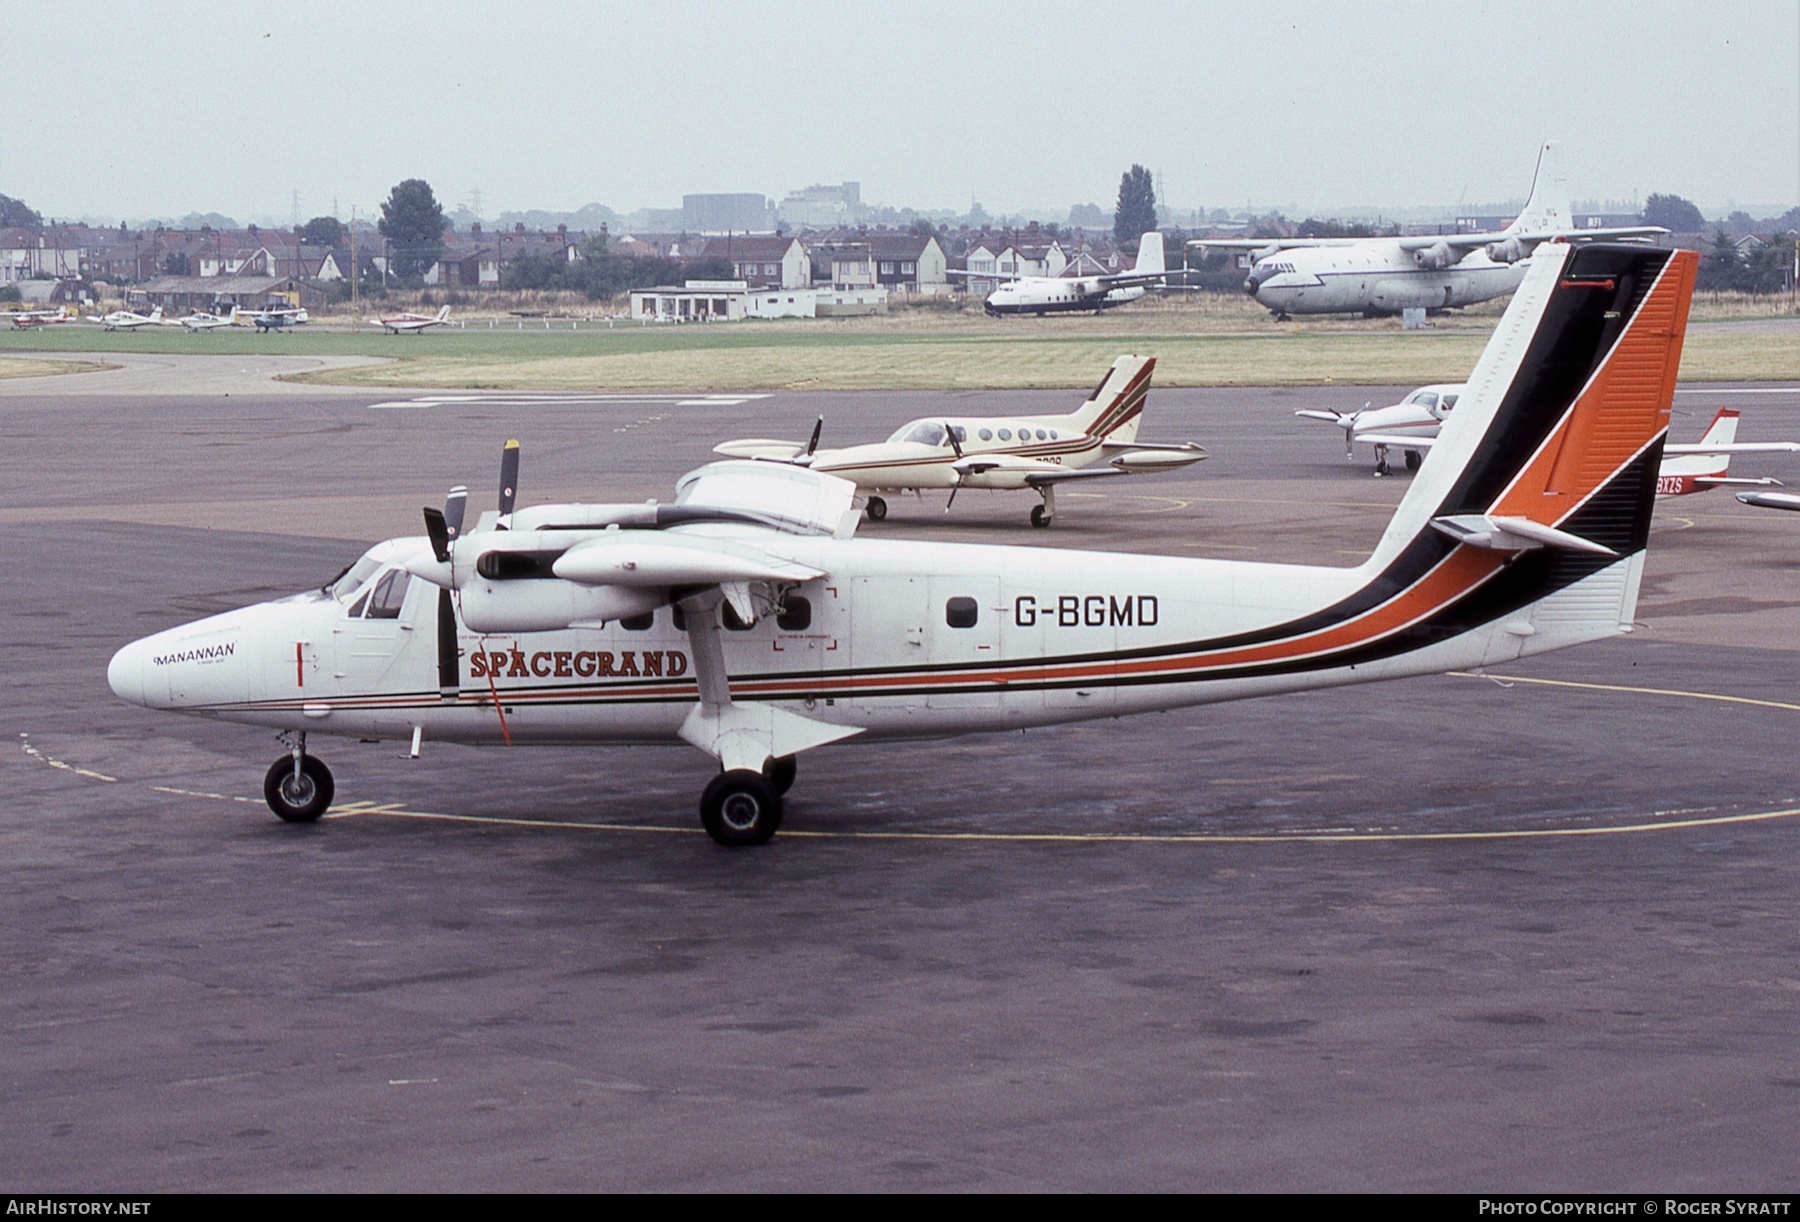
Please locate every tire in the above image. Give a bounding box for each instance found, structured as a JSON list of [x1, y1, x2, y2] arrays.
[[865, 495, 887, 522], [1403, 450, 1422, 472], [700, 769, 782, 846], [263, 754, 334, 823], [764, 754, 797, 796], [1030, 504, 1050, 529]]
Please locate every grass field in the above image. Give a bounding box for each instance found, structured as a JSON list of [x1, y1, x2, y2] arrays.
[[0, 356, 111, 379], [4, 296, 1795, 389]]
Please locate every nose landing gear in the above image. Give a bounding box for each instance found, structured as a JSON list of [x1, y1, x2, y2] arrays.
[[264, 735, 333, 823]]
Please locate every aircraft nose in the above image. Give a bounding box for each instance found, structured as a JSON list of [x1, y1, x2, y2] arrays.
[[107, 638, 148, 706]]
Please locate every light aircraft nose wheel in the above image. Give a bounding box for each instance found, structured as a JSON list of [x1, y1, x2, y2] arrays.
[[1030, 504, 1052, 529], [865, 495, 887, 522], [763, 754, 797, 796], [262, 754, 334, 823], [1403, 450, 1422, 473], [700, 770, 782, 847]]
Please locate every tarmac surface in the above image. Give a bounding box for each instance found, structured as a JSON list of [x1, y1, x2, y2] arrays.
[[6, 360, 1800, 1191]]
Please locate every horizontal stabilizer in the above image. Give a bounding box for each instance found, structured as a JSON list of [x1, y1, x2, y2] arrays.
[[1695, 476, 1782, 488], [1103, 444, 1208, 472], [1736, 491, 1800, 512], [1295, 409, 1354, 424], [1430, 514, 1617, 556], [1664, 442, 1800, 455], [712, 438, 809, 461]]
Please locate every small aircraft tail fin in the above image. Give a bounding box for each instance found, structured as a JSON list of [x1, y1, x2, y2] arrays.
[[436, 306, 452, 323], [1363, 242, 1697, 655], [1064, 354, 1155, 443], [1133, 232, 1165, 276], [1696, 407, 1740, 448], [1507, 140, 1571, 235], [148, 306, 162, 322]]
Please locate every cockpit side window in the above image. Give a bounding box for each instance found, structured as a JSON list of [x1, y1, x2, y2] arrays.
[[1440, 394, 1458, 413], [330, 553, 385, 602], [1414, 392, 1438, 411], [901, 422, 947, 446], [364, 569, 411, 619]]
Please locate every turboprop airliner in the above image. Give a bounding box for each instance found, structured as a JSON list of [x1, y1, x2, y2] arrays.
[[1189, 143, 1666, 318], [1302, 385, 1799, 487], [107, 242, 1697, 847], [714, 354, 1206, 526], [949, 232, 1178, 316]]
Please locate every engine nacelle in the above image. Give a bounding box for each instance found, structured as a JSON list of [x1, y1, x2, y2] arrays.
[[1412, 241, 1458, 271], [1485, 237, 1527, 264], [1252, 244, 1282, 263], [457, 579, 665, 634]]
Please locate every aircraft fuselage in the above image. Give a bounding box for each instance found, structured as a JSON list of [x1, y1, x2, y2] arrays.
[[1249, 244, 1529, 316]]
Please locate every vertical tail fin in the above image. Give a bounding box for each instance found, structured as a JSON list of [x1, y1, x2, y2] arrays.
[[1696, 407, 1740, 448], [1064, 354, 1155, 442], [436, 305, 452, 323], [1133, 232, 1165, 276], [1507, 140, 1572, 235]]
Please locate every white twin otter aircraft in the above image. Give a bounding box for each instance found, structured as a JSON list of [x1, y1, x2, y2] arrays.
[[110, 243, 1698, 845]]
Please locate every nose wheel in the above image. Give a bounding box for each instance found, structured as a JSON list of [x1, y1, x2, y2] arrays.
[[263, 750, 334, 823]]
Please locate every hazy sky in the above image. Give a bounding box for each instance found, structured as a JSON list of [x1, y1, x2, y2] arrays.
[[3, 0, 1796, 224]]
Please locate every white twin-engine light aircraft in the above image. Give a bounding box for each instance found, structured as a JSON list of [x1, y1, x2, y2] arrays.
[[950, 232, 1177, 316], [1302, 386, 1800, 490], [1190, 143, 1666, 319], [370, 305, 452, 334], [108, 243, 1698, 847], [712, 355, 1206, 527]]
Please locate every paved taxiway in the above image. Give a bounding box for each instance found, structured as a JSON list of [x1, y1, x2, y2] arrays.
[[6, 363, 1800, 1190]]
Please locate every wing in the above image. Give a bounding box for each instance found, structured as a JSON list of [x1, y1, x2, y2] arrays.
[[1737, 491, 1800, 512], [1664, 442, 1800, 455], [946, 268, 1025, 282], [1186, 238, 1352, 251]]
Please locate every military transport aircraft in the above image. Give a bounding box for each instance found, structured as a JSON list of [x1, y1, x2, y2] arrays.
[[370, 305, 452, 334], [1302, 384, 1800, 488], [107, 242, 1697, 847], [85, 305, 166, 331], [712, 354, 1206, 527], [177, 306, 238, 332], [948, 232, 1179, 316], [1189, 143, 1665, 319]]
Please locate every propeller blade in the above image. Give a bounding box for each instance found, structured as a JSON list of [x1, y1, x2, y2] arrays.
[[422, 506, 451, 563], [497, 440, 520, 528], [945, 479, 960, 513], [944, 422, 963, 459], [805, 416, 823, 456], [437, 589, 459, 701], [444, 485, 467, 542]]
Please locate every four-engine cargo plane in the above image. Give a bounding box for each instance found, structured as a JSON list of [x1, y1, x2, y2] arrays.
[[108, 242, 1698, 847], [1190, 143, 1666, 318], [713, 354, 1207, 526], [1303, 384, 1800, 488]]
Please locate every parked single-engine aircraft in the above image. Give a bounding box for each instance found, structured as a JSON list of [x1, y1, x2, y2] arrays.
[[108, 243, 1696, 846], [949, 233, 1177, 316], [10, 308, 73, 328], [85, 305, 165, 331], [177, 306, 238, 332], [248, 305, 309, 331], [1189, 143, 1666, 318], [370, 305, 452, 334], [1302, 384, 1800, 488], [712, 354, 1206, 526]]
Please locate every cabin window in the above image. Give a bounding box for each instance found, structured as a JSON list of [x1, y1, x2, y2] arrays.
[[998, 428, 1012, 441], [620, 611, 654, 631], [1035, 429, 1047, 441], [365, 570, 411, 619], [777, 595, 812, 631], [722, 601, 754, 631], [978, 428, 993, 441], [1049, 430, 1058, 439], [951, 426, 967, 443], [945, 597, 979, 629]]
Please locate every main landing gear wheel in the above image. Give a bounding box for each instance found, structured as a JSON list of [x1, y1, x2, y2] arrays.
[[1403, 450, 1422, 473], [865, 495, 887, 522], [263, 754, 334, 823], [764, 754, 797, 796], [1030, 504, 1051, 529], [700, 770, 782, 847]]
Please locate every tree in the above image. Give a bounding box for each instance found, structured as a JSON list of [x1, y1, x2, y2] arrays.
[[1114, 165, 1157, 249], [1642, 193, 1707, 233], [297, 215, 346, 247], [1, 193, 42, 228], [378, 178, 447, 279]]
